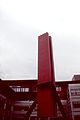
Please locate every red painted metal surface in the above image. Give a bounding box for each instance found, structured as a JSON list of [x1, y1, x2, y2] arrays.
[[38, 33, 55, 85], [0, 80, 37, 88], [37, 87, 57, 117], [37, 33, 57, 117]]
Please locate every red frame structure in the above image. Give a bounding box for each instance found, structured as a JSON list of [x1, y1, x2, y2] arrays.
[[0, 32, 75, 120]]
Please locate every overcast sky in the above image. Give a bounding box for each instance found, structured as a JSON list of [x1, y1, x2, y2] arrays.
[[0, 0, 80, 80]]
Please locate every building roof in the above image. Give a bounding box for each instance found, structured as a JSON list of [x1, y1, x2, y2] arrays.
[[72, 75, 80, 81]]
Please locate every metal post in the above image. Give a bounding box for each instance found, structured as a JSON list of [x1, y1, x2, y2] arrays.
[[37, 33, 57, 117]]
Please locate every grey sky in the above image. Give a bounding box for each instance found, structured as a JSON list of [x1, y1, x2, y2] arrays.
[[0, 11, 39, 79], [0, 0, 80, 80]]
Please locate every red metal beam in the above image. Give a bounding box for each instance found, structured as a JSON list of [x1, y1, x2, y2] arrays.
[[38, 33, 55, 85], [37, 33, 57, 117], [24, 100, 37, 120], [0, 80, 37, 87]]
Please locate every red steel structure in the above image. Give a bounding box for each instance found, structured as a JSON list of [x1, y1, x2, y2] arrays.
[[0, 33, 74, 120], [37, 33, 68, 119], [37, 33, 56, 117]]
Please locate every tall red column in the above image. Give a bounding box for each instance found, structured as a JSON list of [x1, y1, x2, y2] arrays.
[[37, 33, 57, 117]]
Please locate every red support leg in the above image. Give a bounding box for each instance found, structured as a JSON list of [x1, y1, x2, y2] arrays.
[[37, 33, 57, 117]]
